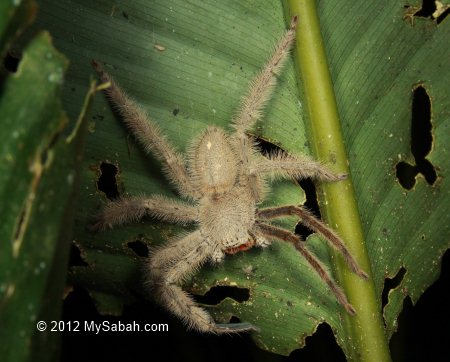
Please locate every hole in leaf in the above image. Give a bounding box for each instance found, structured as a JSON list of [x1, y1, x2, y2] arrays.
[[255, 136, 327, 240], [403, 1, 449, 24], [410, 87, 432, 161], [382, 267, 407, 309], [395, 162, 417, 190], [290, 323, 346, 361], [97, 161, 120, 200], [69, 243, 88, 267], [254, 135, 281, 156], [436, 7, 450, 24], [296, 178, 321, 239], [228, 315, 242, 324], [193, 285, 250, 305], [127, 239, 149, 257], [414, 0, 436, 18], [390, 250, 450, 360], [396, 85, 436, 189], [418, 158, 437, 185], [3, 51, 20, 73]]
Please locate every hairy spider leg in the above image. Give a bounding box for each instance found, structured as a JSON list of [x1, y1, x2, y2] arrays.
[[91, 60, 197, 199], [89, 195, 198, 231], [257, 205, 368, 280], [255, 222, 356, 315], [149, 231, 257, 333], [232, 16, 298, 135], [251, 150, 347, 182], [231, 17, 298, 186]]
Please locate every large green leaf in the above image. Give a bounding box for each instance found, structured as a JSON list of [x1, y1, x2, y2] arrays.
[[35, 0, 449, 359], [0, 30, 82, 361]]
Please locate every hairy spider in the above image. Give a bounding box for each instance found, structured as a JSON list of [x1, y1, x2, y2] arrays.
[[91, 16, 368, 334]]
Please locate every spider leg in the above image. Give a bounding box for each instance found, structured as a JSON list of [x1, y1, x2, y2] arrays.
[[92, 60, 198, 199], [231, 17, 297, 180], [148, 231, 257, 334], [232, 16, 297, 135], [89, 195, 198, 231], [255, 222, 356, 315], [257, 205, 368, 280], [252, 151, 347, 182]]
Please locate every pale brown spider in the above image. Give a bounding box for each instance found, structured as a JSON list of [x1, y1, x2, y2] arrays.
[[90, 16, 368, 334]]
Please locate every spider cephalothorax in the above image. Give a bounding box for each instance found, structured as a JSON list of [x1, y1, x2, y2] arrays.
[[91, 16, 368, 334]]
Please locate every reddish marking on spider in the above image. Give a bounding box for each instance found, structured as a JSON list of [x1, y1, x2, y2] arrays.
[[224, 239, 256, 255]]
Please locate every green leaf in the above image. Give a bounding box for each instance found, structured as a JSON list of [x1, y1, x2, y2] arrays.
[[0, 0, 36, 56], [35, 0, 450, 359], [315, 0, 450, 335], [0, 28, 83, 362]]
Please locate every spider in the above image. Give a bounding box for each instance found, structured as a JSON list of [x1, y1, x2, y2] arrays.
[[90, 16, 368, 334]]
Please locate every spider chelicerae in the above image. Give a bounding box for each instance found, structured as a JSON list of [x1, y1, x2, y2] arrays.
[[91, 16, 368, 334]]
